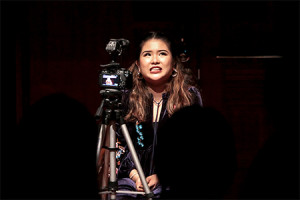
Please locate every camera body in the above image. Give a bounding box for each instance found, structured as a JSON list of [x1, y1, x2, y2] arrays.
[[99, 38, 132, 90], [99, 67, 132, 90]]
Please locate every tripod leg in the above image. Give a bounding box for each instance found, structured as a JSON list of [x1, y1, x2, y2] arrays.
[[97, 124, 110, 199], [120, 124, 154, 198], [109, 124, 117, 200], [97, 124, 107, 166]]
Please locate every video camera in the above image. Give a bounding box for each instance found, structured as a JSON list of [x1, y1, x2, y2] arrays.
[[99, 39, 132, 90]]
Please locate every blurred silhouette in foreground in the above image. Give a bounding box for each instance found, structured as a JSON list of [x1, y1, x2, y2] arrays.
[[155, 104, 237, 199], [5, 93, 99, 199]]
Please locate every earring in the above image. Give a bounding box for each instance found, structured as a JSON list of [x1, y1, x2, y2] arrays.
[[137, 72, 143, 80], [172, 69, 178, 77]]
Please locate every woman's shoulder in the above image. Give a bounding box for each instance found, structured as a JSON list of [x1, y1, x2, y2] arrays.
[[188, 86, 199, 93], [188, 86, 203, 106]]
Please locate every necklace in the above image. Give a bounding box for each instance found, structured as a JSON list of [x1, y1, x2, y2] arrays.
[[153, 98, 163, 105], [153, 98, 163, 123]]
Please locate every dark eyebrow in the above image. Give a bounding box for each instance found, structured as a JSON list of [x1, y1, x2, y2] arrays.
[[158, 50, 169, 53], [141, 50, 152, 54], [142, 50, 169, 54]]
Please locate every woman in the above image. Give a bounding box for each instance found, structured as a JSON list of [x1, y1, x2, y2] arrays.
[[116, 31, 203, 198]]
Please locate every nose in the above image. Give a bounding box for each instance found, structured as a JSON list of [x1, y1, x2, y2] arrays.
[[151, 54, 160, 64]]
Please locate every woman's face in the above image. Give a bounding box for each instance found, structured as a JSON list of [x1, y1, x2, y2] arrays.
[[137, 39, 174, 87]]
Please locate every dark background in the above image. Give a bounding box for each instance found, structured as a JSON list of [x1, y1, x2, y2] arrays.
[[1, 0, 299, 199]]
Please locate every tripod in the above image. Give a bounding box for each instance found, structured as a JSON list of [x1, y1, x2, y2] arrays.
[[95, 89, 154, 200]]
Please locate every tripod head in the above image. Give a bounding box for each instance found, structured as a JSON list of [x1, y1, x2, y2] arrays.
[[95, 88, 124, 121]]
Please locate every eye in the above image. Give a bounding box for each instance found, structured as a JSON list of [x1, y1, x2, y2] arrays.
[[159, 51, 168, 56], [143, 52, 151, 57]]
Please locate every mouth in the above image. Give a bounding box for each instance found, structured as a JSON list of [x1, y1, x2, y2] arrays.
[[150, 66, 162, 73]]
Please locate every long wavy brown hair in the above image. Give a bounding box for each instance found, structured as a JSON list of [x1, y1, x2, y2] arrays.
[[124, 31, 194, 122]]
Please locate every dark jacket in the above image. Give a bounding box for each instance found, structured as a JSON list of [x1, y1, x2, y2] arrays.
[[116, 86, 203, 178]]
